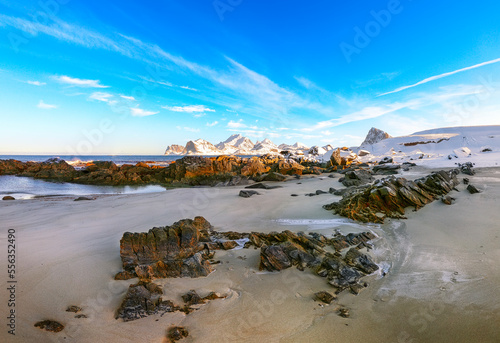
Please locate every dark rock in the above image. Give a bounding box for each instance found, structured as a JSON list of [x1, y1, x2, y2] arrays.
[[338, 307, 350, 318], [315, 190, 328, 195], [245, 183, 282, 190], [66, 305, 82, 313], [261, 172, 287, 182], [314, 291, 336, 304], [467, 184, 480, 194], [182, 290, 203, 306], [239, 190, 260, 198], [328, 174, 336, 178], [379, 157, 393, 164], [2, 196, 15, 201], [458, 162, 475, 176], [350, 283, 365, 295], [291, 194, 299, 197], [463, 178, 470, 185], [344, 248, 379, 274], [74, 314, 88, 319], [34, 320, 64, 332], [342, 170, 373, 187], [481, 148, 492, 152], [114, 270, 136, 280], [116, 217, 214, 280], [441, 195, 455, 205], [167, 326, 189, 342], [372, 164, 400, 175], [74, 196, 93, 201], [260, 245, 292, 271], [115, 281, 164, 321], [324, 170, 459, 223]]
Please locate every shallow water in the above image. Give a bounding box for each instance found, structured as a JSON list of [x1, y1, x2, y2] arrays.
[[0, 175, 166, 199]]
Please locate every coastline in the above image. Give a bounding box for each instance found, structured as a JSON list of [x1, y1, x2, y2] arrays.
[[1, 165, 499, 342]]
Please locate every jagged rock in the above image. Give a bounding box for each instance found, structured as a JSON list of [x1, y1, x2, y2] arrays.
[[220, 241, 238, 250], [344, 248, 379, 274], [372, 164, 400, 175], [330, 148, 342, 166], [338, 307, 350, 318], [239, 190, 260, 198], [115, 281, 165, 321], [463, 178, 470, 185], [441, 195, 455, 205], [114, 270, 136, 280], [116, 217, 214, 280], [360, 127, 391, 146], [467, 184, 480, 194], [342, 170, 373, 187], [314, 291, 336, 304], [277, 159, 305, 175], [34, 320, 64, 332], [260, 245, 292, 271], [458, 162, 475, 176], [167, 326, 189, 342], [2, 196, 15, 200], [240, 157, 270, 177], [324, 170, 459, 223], [182, 290, 204, 306]]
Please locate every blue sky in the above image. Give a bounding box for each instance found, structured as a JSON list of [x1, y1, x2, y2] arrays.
[[1, 0, 500, 154]]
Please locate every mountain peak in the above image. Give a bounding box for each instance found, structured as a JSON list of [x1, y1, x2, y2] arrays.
[[360, 127, 392, 146]]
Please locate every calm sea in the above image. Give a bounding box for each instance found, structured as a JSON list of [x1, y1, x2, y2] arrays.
[[0, 155, 186, 199]]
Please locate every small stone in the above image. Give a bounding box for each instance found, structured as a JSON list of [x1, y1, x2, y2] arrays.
[[239, 190, 260, 198], [65, 306, 82, 313], [74, 196, 93, 201], [467, 184, 480, 194], [34, 320, 65, 333], [2, 196, 15, 201], [338, 307, 350, 318], [441, 195, 455, 205], [291, 194, 299, 197], [74, 314, 87, 319], [182, 290, 203, 306], [167, 326, 189, 342], [314, 291, 336, 304]]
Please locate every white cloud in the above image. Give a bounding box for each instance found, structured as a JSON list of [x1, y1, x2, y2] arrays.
[[227, 119, 246, 129], [26, 80, 46, 86], [162, 105, 215, 113], [54, 75, 109, 88], [130, 106, 158, 117], [180, 85, 197, 91], [380, 57, 500, 96], [89, 92, 113, 102], [120, 95, 136, 101], [37, 100, 57, 109], [207, 121, 219, 127]]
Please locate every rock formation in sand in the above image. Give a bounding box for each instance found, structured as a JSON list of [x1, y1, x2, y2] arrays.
[[324, 169, 460, 223]]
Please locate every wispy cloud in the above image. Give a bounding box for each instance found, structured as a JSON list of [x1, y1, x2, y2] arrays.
[[89, 92, 113, 102], [130, 106, 158, 117], [54, 75, 109, 88], [120, 95, 136, 101], [26, 80, 46, 86], [207, 121, 219, 127], [380, 57, 500, 96], [176, 126, 200, 133], [162, 105, 215, 113], [37, 100, 57, 109]]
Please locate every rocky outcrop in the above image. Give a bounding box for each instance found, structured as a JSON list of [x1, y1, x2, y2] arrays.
[[341, 169, 373, 187], [324, 170, 459, 223], [254, 230, 378, 294], [116, 217, 215, 280]]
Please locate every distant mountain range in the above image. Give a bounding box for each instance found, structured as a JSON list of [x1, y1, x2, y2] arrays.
[[164, 134, 312, 156], [164, 128, 393, 156]]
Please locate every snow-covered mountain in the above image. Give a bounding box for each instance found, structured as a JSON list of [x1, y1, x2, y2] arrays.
[[356, 125, 500, 168], [164, 135, 308, 156], [181, 139, 221, 155]]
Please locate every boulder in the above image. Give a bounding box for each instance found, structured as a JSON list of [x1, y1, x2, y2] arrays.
[[245, 183, 282, 190], [260, 172, 287, 182], [358, 150, 371, 157], [379, 157, 393, 164], [372, 164, 400, 175], [342, 170, 373, 187], [441, 195, 455, 205], [260, 245, 292, 271], [116, 217, 214, 280]]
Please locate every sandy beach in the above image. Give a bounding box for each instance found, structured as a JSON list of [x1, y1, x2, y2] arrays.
[[1, 166, 499, 343]]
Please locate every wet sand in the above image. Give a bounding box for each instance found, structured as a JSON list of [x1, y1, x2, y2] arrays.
[[1, 167, 499, 342]]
